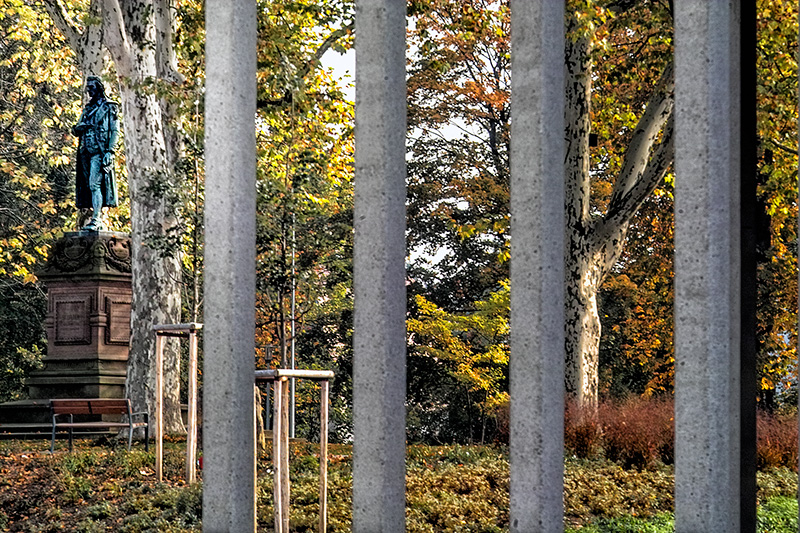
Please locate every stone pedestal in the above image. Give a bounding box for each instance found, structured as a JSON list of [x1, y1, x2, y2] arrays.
[[27, 231, 132, 400]]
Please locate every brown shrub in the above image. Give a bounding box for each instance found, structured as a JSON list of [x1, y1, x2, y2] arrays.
[[493, 399, 510, 445], [599, 397, 674, 469], [564, 399, 603, 459], [757, 411, 798, 470], [492, 396, 800, 472]]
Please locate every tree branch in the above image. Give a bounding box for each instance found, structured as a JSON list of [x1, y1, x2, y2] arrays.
[[257, 22, 354, 109], [41, 0, 82, 51], [607, 61, 674, 209], [767, 139, 798, 157], [154, 0, 184, 84], [101, 0, 133, 78], [299, 22, 354, 79], [592, 112, 674, 261]]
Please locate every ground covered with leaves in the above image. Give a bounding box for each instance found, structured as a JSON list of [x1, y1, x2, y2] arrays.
[[0, 439, 796, 531]]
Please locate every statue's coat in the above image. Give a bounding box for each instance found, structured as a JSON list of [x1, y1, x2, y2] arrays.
[[74, 99, 119, 209]]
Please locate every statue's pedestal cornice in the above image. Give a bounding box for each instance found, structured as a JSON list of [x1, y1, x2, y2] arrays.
[[38, 230, 132, 282]]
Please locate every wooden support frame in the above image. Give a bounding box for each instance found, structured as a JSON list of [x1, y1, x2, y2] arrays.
[[152, 323, 203, 483], [255, 369, 334, 533]]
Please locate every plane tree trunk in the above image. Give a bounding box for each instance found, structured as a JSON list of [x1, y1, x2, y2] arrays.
[[564, 15, 675, 406]]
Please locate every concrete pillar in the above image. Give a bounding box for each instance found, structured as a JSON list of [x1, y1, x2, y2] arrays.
[[509, 2, 566, 532], [674, 2, 741, 531], [352, 0, 407, 530], [203, 0, 257, 531]]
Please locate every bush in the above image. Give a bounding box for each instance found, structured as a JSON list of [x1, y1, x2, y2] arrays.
[[517, 396, 800, 471], [599, 397, 674, 469], [564, 397, 676, 466], [757, 411, 798, 470], [0, 283, 46, 402], [564, 458, 674, 521], [565, 401, 603, 459], [493, 399, 510, 444], [757, 466, 798, 501], [406, 445, 509, 532]]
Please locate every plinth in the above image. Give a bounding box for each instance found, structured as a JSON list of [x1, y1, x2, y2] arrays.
[[27, 231, 132, 399]]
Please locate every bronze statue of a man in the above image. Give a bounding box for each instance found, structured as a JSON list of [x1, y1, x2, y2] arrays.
[[72, 76, 119, 231]]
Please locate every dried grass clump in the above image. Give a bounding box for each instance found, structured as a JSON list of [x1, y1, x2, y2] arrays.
[[505, 395, 799, 472], [757, 411, 798, 471], [564, 400, 603, 459], [599, 397, 674, 469]]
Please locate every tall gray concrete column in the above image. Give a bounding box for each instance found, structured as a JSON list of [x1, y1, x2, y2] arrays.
[[674, 2, 741, 531], [509, 1, 565, 531], [352, 0, 407, 530], [203, 0, 258, 531]]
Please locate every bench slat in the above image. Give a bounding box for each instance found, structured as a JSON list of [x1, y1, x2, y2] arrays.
[[51, 399, 130, 415], [56, 422, 148, 429], [49, 398, 149, 453]]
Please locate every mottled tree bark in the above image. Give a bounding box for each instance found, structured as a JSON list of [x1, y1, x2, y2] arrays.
[[44, 0, 184, 433], [45, 0, 105, 76], [564, 15, 675, 406], [106, 0, 184, 434], [564, 26, 597, 406]]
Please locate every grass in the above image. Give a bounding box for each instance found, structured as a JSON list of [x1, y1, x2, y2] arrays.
[[566, 497, 798, 532], [0, 439, 796, 531]]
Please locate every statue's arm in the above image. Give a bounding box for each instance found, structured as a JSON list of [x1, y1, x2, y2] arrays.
[[72, 112, 87, 136], [105, 104, 120, 152], [101, 104, 120, 169]]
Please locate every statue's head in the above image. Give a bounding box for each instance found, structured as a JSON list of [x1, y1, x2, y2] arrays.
[[86, 76, 105, 99]]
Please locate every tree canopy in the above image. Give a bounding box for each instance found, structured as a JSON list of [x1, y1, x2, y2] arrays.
[[0, 1, 83, 401], [404, 0, 798, 435]]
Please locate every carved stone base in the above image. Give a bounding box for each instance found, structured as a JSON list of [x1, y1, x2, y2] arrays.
[[27, 231, 132, 400], [26, 358, 128, 400]]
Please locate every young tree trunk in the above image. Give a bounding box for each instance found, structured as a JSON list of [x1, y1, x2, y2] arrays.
[[564, 15, 675, 406]]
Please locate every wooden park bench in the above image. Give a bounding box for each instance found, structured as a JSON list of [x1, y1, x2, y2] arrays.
[[50, 398, 149, 453]]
